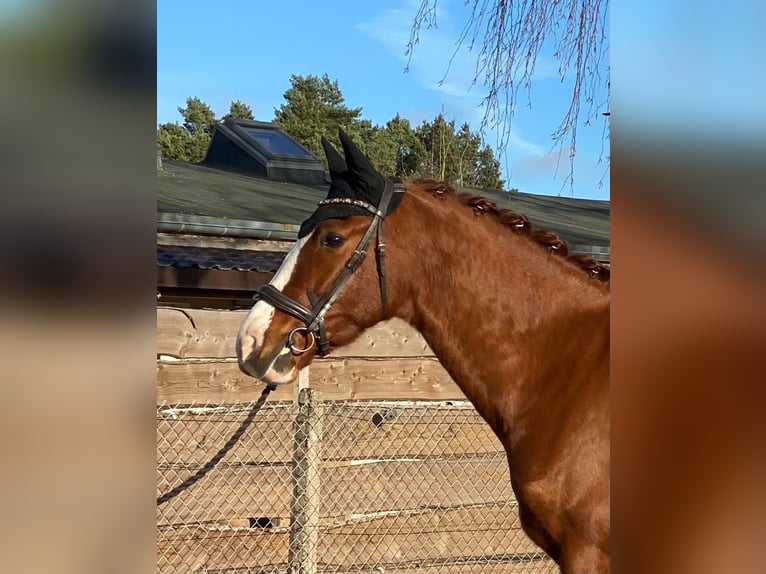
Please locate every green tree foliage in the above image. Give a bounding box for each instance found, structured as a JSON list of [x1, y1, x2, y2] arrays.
[[270, 75, 503, 189], [157, 122, 192, 161], [157, 97, 216, 162], [476, 145, 505, 190], [344, 118, 425, 178], [179, 97, 215, 137], [345, 115, 424, 178], [344, 118, 377, 156], [224, 100, 254, 120], [415, 114, 457, 182], [453, 123, 480, 186], [411, 114, 504, 190], [158, 97, 257, 162], [273, 74, 362, 162], [384, 114, 424, 178], [158, 80, 507, 190]]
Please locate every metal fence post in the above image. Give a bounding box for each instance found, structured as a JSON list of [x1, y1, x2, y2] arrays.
[[287, 387, 323, 574]]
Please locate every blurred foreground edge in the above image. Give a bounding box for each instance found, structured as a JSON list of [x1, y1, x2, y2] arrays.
[[611, 146, 766, 574]]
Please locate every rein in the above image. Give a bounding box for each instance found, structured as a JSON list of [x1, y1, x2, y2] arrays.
[[157, 382, 277, 506], [255, 179, 406, 357]]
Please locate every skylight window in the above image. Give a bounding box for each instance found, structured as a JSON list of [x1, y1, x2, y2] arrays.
[[203, 119, 326, 184], [241, 127, 314, 158]]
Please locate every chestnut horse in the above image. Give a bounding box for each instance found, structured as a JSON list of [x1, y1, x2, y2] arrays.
[[236, 130, 610, 573]]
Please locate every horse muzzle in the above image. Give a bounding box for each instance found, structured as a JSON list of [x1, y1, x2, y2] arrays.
[[237, 334, 299, 385]]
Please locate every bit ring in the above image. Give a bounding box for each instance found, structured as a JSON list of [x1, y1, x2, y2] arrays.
[[288, 327, 315, 355]]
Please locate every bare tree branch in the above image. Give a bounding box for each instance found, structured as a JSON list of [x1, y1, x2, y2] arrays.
[[407, 0, 609, 193]]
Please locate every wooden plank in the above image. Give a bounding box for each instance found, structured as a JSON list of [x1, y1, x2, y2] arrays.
[[385, 561, 557, 574], [327, 318, 435, 358], [157, 407, 502, 466], [157, 307, 436, 359], [156, 358, 294, 403], [156, 456, 514, 526], [321, 403, 501, 461], [157, 232, 294, 252], [157, 463, 292, 525], [319, 457, 514, 518], [156, 404, 296, 465], [157, 357, 465, 404], [318, 505, 543, 568], [157, 525, 288, 574], [157, 307, 244, 359], [157, 506, 549, 574], [310, 355, 462, 400]]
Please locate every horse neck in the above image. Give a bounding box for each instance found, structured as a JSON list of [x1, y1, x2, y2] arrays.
[[387, 192, 610, 441]]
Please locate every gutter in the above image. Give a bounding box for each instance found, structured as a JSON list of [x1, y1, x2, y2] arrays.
[[158, 214, 610, 261], [157, 213, 300, 241]]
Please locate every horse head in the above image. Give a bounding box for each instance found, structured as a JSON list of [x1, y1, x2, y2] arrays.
[[236, 130, 406, 384]]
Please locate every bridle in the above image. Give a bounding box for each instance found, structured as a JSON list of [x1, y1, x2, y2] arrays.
[[254, 179, 406, 357]]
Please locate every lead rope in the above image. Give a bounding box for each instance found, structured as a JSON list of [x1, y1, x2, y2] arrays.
[[157, 382, 278, 506]]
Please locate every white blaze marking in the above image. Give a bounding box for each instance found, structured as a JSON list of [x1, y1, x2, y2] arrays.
[[238, 232, 313, 357]]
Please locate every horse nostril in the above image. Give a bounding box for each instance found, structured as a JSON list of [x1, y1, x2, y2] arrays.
[[237, 333, 258, 363], [239, 356, 254, 377], [237, 334, 293, 381]]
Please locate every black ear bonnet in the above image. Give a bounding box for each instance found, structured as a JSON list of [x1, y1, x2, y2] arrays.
[[298, 129, 405, 238]]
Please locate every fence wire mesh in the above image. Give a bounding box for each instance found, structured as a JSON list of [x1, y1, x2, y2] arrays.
[[157, 392, 556, 573]]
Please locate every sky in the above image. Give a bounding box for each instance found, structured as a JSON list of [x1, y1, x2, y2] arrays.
[[157, 0, 611, 200]]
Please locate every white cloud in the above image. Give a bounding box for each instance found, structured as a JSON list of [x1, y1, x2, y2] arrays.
[[354, 8, 411, 61], [506, 132, 546, 157], [356, 1, 560, 100], [355, 2, 485, 100], [356, 0, 568, 180], [514, 146, 573, 180]]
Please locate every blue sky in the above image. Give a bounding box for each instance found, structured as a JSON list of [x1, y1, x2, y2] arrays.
[[158, 0, 611, 199]]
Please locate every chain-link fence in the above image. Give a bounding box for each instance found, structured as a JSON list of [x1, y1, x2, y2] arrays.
[[157, 389, 556, 573]]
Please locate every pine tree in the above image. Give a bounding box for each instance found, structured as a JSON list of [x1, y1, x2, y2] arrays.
[[476, 145, 505, 190], [415, 114, 458, 180], [156, 97, 215, 162], [453, 123, 480, 187], [157, 122, 192, 161], [273, 74, 362, 163], [224, 100, 254, 120], [381, 114, 423, 178], [179, 97, 215, 137]]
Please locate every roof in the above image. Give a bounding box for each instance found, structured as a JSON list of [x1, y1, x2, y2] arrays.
[[158, 160, 324, 223], [157, 245, 285, 272], [157, 160, 609, 253]]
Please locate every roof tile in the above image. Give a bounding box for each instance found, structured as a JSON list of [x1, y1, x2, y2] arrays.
[[157, 245, 284, 272]]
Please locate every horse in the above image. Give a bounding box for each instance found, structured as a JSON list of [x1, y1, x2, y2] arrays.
[[236, 129, 610, 573]]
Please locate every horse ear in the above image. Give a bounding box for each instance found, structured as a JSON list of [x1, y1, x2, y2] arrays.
[[338, 128, 380, 185], [321, 136, 347, 178]]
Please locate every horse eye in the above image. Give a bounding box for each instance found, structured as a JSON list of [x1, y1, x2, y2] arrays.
[[321, 232, 346, 248]]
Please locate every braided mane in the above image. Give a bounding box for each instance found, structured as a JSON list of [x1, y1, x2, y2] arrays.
[[410, 178, 610, 284]]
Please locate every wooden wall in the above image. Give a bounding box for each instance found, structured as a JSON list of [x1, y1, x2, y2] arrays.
[[157, 307, 467, 404], [156, 307, 553, 573]]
